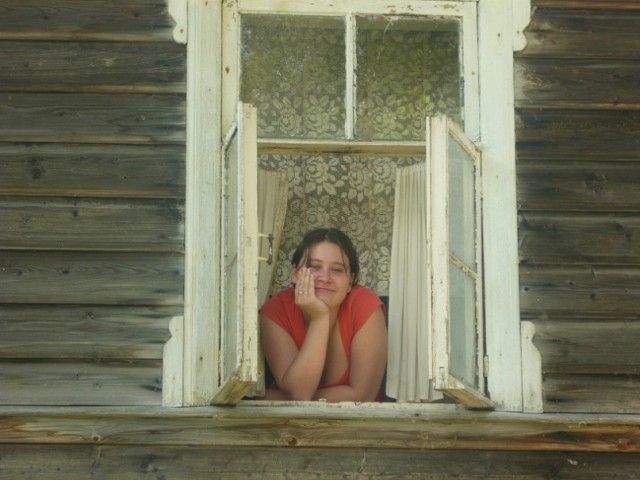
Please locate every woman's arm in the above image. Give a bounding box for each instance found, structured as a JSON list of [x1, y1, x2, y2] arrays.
[[312, 306, 387, 402], [260, 311, 330, 400], [261, 267, 333, 401]]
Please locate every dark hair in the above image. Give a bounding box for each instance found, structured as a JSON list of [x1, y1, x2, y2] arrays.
[[291, 228, 360, 284]]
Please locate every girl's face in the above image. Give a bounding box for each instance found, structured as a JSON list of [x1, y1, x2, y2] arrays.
[[294, 241, 354, 310]]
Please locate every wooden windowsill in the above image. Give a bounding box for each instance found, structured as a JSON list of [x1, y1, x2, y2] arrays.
[[1, 402, 640, 452]]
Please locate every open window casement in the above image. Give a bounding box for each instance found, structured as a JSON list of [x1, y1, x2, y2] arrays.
[[429, 115, 493, 410], [214, 102, 261, 405]]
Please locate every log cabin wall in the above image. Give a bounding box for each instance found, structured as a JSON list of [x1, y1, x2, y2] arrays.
[[516, 1, 640, 413], [0, 1, 186, 405]]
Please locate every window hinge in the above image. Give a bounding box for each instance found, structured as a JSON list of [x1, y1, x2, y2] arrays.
[[483, 355, 489, 377]]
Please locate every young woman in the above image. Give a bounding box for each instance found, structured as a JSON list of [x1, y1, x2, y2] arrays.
[[260, 228, 387, 401]]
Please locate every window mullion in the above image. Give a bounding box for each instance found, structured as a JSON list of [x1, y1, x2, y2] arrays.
[[345, 13, 356, 139]]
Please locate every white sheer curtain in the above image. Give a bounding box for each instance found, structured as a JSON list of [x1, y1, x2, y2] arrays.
[[386, 162, 442, 402]]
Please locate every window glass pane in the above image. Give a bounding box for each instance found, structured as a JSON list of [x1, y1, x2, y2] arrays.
[[241, 15, 345, 139], [448, 134, 476, 269], [356, 16, 461, 140], [259, 153, 422, 296], [448, 264, 477, 388]]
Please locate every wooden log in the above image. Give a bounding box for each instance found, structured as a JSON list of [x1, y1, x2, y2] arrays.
[[0, 251, 183, 305], [0, 360, 161, 405], [520, 265, 640, 315], [0, 0, 176, 42], [517, 159, 640, 212], [520, 9, 640, 60], [533, 0, 640, 10], [531, 319, 640, 375], [516, 109, 640, 157], [0, 93, 185, 144], [0, 41, 185, 94], [0, 143, 185, 198], [0, 305, 179, 359], [1, 404, 640, 452], [518, 212, 640, 264], [3, 445, 640, 480], [515, 58, 640, 109], [544, 374, 640, 414], [0, 196, 184, 252]]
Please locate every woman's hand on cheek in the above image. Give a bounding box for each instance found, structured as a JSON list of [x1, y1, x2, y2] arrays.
[[294, 267, 330, 322]]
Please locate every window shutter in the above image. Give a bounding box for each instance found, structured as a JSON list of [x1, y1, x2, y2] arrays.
[[429, 115, 493, 409], [213, 102, 260, 405]]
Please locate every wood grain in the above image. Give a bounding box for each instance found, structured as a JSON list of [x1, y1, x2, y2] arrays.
[[531, 319, 640, 375], [519, 212, 640, 264], [0, 93, 185, 144], [544, 374, 640, 413], [533, 0, 640, 10], [520, 9, 640, 60], [0, 360, 162, 405], [0, 41, 185, 94], [0, 305, 179, 359], [0, 143, 185, 198], [520, 265, 640, 315], [0, 196, 184, 251], [516, 109, 640, 157], [0, 251, 183, 305], [515, 58, 640, 109], [517, 160, 640, 212], [0, 0, 176, 41], [3, 445, 640, 479], [1, 404, 640, 452]]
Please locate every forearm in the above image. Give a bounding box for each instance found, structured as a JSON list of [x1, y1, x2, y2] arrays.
[[277, 316, 331, 400]]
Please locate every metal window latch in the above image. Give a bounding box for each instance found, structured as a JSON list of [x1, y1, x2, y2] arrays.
[[258, 233, 274, 265]]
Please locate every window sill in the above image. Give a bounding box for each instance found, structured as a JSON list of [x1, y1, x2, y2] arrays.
[[1, 402, 639, 452]]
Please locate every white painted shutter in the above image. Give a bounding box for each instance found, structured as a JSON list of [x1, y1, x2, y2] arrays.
[[213, 102, 260, 405], [429, 115, 493, 409]]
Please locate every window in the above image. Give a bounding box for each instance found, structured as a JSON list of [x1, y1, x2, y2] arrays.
[[181, 0, 528, 412]]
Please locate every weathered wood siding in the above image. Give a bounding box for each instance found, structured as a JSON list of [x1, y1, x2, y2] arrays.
[[3, 445, 640, 480], [0, 0, 185, 405], [516, 2, 640, 413]]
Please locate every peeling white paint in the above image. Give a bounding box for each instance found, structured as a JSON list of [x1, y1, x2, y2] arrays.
[[168, 0, 187, 44], [512, 0, 532, 51]]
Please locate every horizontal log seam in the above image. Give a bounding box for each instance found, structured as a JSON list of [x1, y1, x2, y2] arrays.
[[1, 405, 640, 452]]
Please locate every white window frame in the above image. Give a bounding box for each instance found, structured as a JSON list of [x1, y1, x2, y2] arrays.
[[178, 0, 532, 412]]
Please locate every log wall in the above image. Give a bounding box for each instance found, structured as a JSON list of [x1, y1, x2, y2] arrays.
[[516, 1, 640, 413], [0, 0, 185, 405], [3, 445, 640, 480]]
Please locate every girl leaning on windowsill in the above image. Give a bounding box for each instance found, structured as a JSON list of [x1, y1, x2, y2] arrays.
[[259, 228, 387, 402]]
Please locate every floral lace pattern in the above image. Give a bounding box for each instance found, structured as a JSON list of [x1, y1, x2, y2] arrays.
[[356, 19, 461, 139], [241, 15, 346, 139], [243, 14, 461, 295], [260, 154, 422, 295]]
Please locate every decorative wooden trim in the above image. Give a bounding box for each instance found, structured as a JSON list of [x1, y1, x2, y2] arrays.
[[183, 0, 222, 406], [478, 0, 523, 411], [521, 321, 543, 414], [512, 0, 531, 52], [168, 0, 188, 44], [162, 315, 184, 407], [2, 405, 640, 452]]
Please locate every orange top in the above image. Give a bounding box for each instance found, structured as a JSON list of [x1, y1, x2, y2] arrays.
[[260, 284, 383, 388]]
